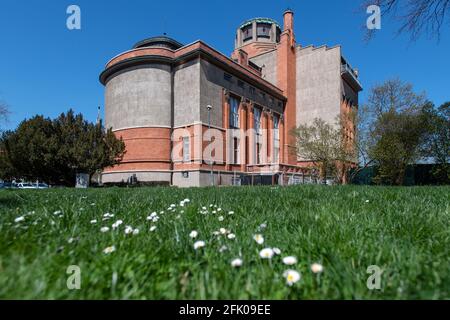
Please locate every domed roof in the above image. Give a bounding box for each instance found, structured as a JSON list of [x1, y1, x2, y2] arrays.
[[239, 17, 281, 30], [132, 36, 184, 50]]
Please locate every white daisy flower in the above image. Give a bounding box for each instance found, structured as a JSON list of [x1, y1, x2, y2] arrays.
[[212, 210, 217, 214], [253, 234, 264, 245], [219, 245, 228, 253], [209, 204, 214, 208], [283, 270, 301, 286], [189, 230, 198, 239], [193, 241, 206, 250], [273, 248, 282, 255], [259, 223, 267, 230], [231, 258, 243, 268], [365, 200, 370, 203], [259, 248, 274, 259], [100, 227, 110, 233], [227, 233, 236, 240], [170, 204, 176, 208], [112, 220, 123, 229], [218, 216, 224, 222], [212, 231, 220, 236], [124, 226, 133, 235], [184, 199, 190, 203], [103, 246, 116, 254], [148, 212, 157, 219], [90, 219, 97, 224], [220, 228, 227, 235], [282, 256, 298, 265], [14, 216, 25, 223], [179, 201, 185, 207], [228, 211, 234, 215], [311, 263, 324, 274], [149, 226, 157, 232], [217, 208, 222, 212], [132, 228, 140, 235], [202, 207, 207, 210], [53, 210, 62, 216]]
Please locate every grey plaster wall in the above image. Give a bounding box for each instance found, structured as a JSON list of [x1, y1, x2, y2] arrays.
[[174, 60, 201, 127], [105, 64, 172, 130], [249, 50, 278, 86], [296, 46, 342, 128], [172, 171, 200, 187]]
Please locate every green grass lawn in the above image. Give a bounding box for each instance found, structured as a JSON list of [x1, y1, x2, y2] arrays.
[[0, 185, 448, 300]]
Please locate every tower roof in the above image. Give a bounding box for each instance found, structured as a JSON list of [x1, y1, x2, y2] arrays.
[[132, 36, 184, 50], [238, 17, 281, 30]]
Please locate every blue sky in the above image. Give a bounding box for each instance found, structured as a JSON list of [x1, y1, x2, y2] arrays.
[[0, 0, 448, 130]]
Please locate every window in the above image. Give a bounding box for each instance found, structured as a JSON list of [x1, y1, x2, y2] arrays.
[[273, 115, 280, 163], [256, 143, 261, 165], [233, 137, 239, 164], [229, 96, 240, 128], [254, 107, 262, 135], [253, 107, 262, 164], [237, 80, 245, 88], [249, 86, 256, 95], [224, 73, 232, 82], [242, 25, 253, 41], [182, 136, 190, 162], [257, 23, 271, 38]]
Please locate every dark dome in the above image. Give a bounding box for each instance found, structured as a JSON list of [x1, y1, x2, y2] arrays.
[[132, 36, 184, 50]]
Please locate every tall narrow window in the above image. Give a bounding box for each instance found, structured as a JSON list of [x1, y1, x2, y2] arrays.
[[229, 96, 240, 129], [254, 107, 262, 136], [233, 137, 239, 165], [183, 136, 190, 162], [273, 115, 280, 163], [254, 107, 262, 164]]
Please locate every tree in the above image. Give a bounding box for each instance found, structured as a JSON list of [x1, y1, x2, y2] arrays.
[[3, 115, 59, 182], [0, 110, 125, 185], [369, 108, 429, 185], [359, 78, 426, 164], [358, 78, 433, 185], [363, 0, 450, 41], [0, 102, 9, 129], [294, 116, 356, 184], [422, 102, 450, 182], [53, 110, 126, 182]]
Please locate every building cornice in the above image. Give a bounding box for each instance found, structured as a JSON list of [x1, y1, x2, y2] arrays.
[[100, 41, 287, 101]]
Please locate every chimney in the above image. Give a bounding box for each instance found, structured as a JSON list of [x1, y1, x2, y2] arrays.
[[283, 9, 294, 32]]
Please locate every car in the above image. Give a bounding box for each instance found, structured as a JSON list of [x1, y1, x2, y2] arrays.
[[17, 183, 35, 189], [16, 182, 49, 189], [0, 182, 14, 189]]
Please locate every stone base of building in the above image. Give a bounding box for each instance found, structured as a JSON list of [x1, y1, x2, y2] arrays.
[[102, 168, 315, 188]]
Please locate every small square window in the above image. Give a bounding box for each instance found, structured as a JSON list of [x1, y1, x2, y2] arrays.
[[237, 80, 245, 88], [224, 73, 232, 81]]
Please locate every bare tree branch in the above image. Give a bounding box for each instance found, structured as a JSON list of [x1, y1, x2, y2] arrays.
[[362, 0, 450, 42]]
